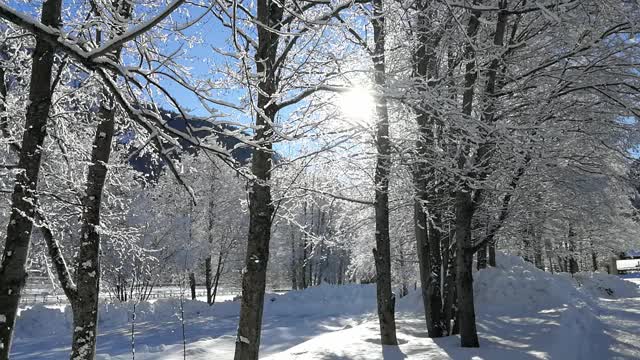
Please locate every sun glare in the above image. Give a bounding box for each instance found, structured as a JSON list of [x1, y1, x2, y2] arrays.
[[339, 87, 376, 124]]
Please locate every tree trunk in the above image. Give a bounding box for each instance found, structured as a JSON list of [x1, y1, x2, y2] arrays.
[[371, 0, 398, 345], [301, 202, 308, 289], [476, 244, 488, 270], [0, 1, 62, 356], [455, 191, 480, 347], [189, 272, 196, 300], [488, 241, 496, 267], [411, 1, 448, 339], [442, 241, 458, 335], [206, 184, 216, 305], [534, 235, 544, 270], [454, 3, 482, 348], [70, 100, 118, 359], [205, 256, 213, 304], [290, 229, 297, 290], [397, 243, 409, 298], [233, 0, 281, 357], [69, 6, 131, 357], [568, 227, 579, 274], [211, 251, 224, 304]]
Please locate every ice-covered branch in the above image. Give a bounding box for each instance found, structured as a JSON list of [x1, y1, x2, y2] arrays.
[[87, 0, 186, 59]]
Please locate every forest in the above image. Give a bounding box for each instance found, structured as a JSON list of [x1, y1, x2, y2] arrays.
[[0, 0, 640, 359]]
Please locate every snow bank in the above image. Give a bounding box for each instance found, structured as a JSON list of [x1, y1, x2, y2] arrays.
[[14, 304, 71, 338], [574, 272, 640, 298], [399, 253, 639, 314], [474, 254, 586, 311], [397, 254, 631, 360], [475, 254, 639, 309], [264, 283, 376, 317], [15, 284, 377, 341]]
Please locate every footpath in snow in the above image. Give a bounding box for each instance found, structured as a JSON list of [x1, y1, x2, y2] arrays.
[[11, 255, 640, 359]]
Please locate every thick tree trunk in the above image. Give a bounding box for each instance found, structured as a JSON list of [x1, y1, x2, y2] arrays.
[[424, 217, 444, 337], [0, 1, 62, 357], [454, 2, 483, 348], [442, 241, 458, 335], [233, 0, 281, 357], [371, 0, 398, 345], [455, 192, 480, 347], [454, 1, 509, 347], [411, 0, 448, 338]]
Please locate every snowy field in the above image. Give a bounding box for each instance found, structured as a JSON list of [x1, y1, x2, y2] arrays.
[[11, 256, 640, 359]]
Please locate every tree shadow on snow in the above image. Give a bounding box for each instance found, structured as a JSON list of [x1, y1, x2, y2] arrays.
[[433, 307, 621, 360], [363, 337, 409, 359]]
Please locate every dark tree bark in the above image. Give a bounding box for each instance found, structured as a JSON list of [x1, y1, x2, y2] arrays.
[[205, 256, 213, 303], [205, 191, 216, 305], [455, 191, 480, 347], [411, 0, 448, 338], [442, 239, 458, 335], [568, 227, 579, 274], [233, 0, 281, 358], [488, 241, 496, 267], [189, 272, 197, 300], [290, 229, 298, 290], [455, 1, 509, 347], [0, 1, 62, 356], [454, 3, 483, 348], [211, 251, 224, 304], [533, 232, 544, 270], [371, 0, 398, 345], [477, 244, 488, 270]]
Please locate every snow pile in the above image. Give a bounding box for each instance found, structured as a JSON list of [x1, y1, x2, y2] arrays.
[[473, 254, 586, 312], [264, 283, 377, 317], [14, 304, 71, 338], [400, 254, 639, 315], [574, 272, 640, 298]]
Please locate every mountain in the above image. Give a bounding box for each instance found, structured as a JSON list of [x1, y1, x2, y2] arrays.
[[124, 110, 253, 180]]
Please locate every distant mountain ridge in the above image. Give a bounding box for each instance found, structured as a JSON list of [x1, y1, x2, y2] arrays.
[[125, 110, 253, 179]]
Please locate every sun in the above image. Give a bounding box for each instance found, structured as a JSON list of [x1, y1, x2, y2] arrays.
[[338, 86, 376, 124]]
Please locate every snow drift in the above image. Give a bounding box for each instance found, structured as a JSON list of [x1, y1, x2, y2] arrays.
[[15, 284, 376, 341]]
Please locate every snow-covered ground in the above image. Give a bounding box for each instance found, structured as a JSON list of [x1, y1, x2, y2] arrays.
[[11, 256, 640, 359]]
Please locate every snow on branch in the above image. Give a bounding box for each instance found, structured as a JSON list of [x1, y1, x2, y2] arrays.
[[87, 0, 186, 59], [0, 1, 248, 193], [34, 210, 78, 301]]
